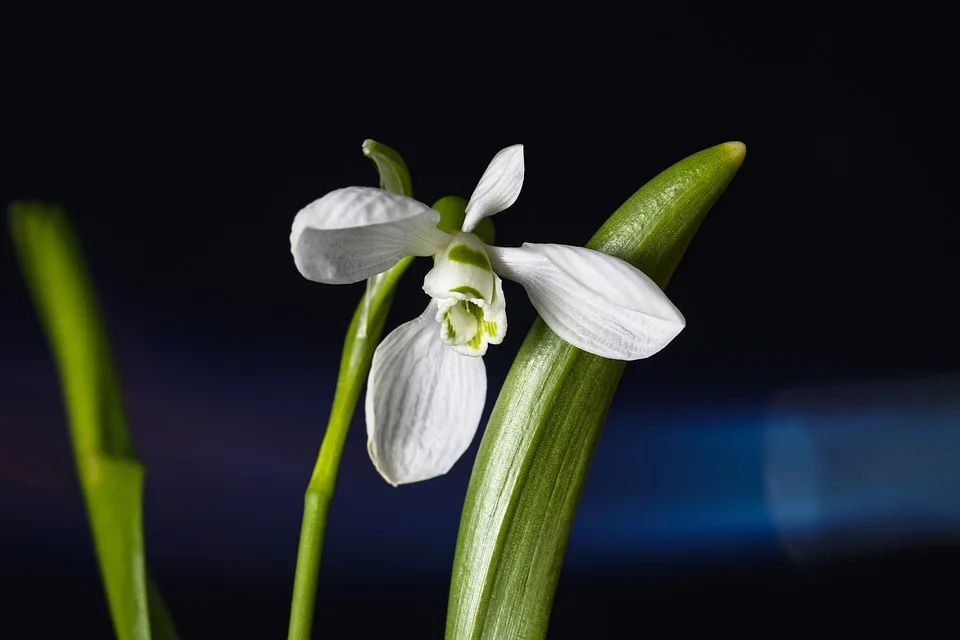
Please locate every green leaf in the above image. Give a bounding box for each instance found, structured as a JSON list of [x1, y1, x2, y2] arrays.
[[8, 202, 178, 640], [288, 140, 419, 640], [446, 142, 747, 640]]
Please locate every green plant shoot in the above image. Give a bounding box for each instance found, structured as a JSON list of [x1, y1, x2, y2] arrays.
[[8, 202, 178, 640]]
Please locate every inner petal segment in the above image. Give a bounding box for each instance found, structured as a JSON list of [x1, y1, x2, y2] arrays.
[[423, 232, 495, 303], [424, 232, 508, 357]]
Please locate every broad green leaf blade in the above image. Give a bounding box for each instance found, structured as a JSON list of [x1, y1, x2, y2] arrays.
[[8, 202, 178, 640], [289, 140, 418, 640], [446, 142, 746, 640]]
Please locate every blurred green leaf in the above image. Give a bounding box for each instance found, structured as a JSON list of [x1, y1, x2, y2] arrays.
[[8, 202, 177, 640], [446, 142, 747, 640]]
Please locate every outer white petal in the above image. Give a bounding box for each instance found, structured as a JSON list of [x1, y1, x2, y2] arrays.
[[488, 243, 685, 360], [291, 187, 450, 284], [462, 145, 524, 233], [366, 302, 487, 485]]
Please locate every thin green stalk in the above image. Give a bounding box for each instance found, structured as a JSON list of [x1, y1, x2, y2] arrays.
[[287, 256, 411, 640], [286, 140, 489, 638], [288, 140, 449, 640]]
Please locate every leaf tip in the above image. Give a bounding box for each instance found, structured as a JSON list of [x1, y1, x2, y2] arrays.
[[7, 201, 64, 245], [722, 141, 747, 167], [8, 199, 63, 220], [361, 138, 376, 156]]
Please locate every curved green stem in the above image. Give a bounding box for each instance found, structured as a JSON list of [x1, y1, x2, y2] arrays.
[[286, 138, 473, 639], [287, 138, 433, 640], [287, 257, 411, 640]]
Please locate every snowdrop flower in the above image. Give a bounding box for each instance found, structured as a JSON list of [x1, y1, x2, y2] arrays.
[[291, 145, 685, 485]]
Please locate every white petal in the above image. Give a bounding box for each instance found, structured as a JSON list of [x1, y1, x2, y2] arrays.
[[291, 187, 450, 284], [462, 145, 524, 233], [366, 302, 487, 485], [488, 243, 685, 360]]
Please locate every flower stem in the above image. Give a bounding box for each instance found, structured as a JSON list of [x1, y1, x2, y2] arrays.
[[288, 489, 330, 640], [287, 257, 412, 640]]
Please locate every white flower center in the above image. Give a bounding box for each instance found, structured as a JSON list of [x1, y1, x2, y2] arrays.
[[422, 232, 507, 357]]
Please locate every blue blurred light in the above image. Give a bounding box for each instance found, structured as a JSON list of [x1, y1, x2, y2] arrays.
[[6, 336, 960, 579]]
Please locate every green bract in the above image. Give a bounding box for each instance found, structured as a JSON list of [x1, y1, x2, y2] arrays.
[[446, 142, 746, 640], [362, 139, 413, 196]]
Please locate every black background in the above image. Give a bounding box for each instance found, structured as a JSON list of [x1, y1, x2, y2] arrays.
[[3, 1, 959, 637]]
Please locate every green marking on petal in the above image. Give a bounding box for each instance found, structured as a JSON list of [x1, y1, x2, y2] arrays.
[[467, 332, 483, 351], [467, 302, 485, 323], [439, 298, 498, 354], [448, 245, 492, 271], [450, 285, 484, 300]]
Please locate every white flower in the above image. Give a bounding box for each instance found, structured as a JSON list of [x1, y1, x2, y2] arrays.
[[291, 145, 685, 486]]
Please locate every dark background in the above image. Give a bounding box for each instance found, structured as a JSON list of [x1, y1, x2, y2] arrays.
[[3, 1, 959, 637]]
